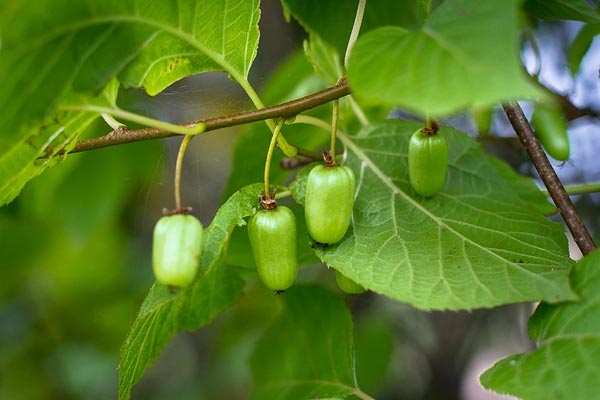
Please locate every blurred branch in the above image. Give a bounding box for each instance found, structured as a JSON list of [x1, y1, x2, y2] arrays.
[[556, 92, 600, 121], [503, 101, 596, 256], [43, 80, 351, 157]]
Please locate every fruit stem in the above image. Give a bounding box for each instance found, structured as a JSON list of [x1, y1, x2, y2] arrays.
[[417, 0, 432, 21], [264, 119, 285, 200], [424, 116, 439, 135], [65, 104, 206, 135], [175, 134, 193, 213], [330, 99, 339, 162], [344, 0, 367, 68]]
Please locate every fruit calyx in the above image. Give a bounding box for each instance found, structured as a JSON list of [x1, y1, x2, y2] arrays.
[[161, 206, 193, 216], [259, 190, 277, 211], [421, 119, 439, 136], [322, 150, 337, 168]]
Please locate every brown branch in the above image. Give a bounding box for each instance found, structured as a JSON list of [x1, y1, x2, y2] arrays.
[[502, 101, 596, 256], [44, 79, 351, 157]]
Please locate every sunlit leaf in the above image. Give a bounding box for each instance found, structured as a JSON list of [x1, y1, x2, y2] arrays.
[[0, 0, 260, 205], [347, 0, 542, 116]]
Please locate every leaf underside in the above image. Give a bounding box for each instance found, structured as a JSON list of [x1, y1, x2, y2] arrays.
[[292, 120, 575, 311]]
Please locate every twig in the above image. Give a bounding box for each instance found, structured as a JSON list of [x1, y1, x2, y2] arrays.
[[502, 101, 596, 256], [43, 80, 351, 157]]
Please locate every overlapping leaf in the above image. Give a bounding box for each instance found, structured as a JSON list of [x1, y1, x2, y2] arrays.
[[282, 0, 419, 56], [291, 120, 575, 310], [118, 184, 266, 400], [0, 0, 260, 205], [347, 0, 542, 116], [525, 0, 600, 23], [251, 285, 366, 400], [283, 0, 418, 85], [568, 23, 600, 74], [481, 249, 600, 399]]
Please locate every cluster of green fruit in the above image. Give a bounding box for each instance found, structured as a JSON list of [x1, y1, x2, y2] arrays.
[[249, 158, 358, 294], [150, 126, 450, 295]]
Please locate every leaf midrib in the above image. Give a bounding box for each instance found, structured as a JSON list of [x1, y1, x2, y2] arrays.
[[338, 130, 552, 281]]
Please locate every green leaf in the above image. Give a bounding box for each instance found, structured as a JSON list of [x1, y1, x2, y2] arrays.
[[118, 184, 269, 400], [525, 0, 600, 23], [481, 249, 600, 399], [292, 120, 575, 310], [303, 35, 343, 84], [0, 0, 260, 205], [568, 23, 600, 75], [354, 316, 394, 395], [250, 285, 368, 400], [347, 0, 542, 116], [487, 157, 556, 216], [284, 0, 418, 85], [282, 0, 419, 56], [0, 110, 99, 206]]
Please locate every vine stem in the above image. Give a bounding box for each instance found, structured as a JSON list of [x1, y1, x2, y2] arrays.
[[344, 0, 366, 68], [502, 101, 596, 255], [417, 0, 432, 21], [174, 135, 193, 212], [43, 80, 350, 158], [264, 119, 285, 196]]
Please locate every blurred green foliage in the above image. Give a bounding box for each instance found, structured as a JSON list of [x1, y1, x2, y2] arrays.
[[0, 120, 161, 399]]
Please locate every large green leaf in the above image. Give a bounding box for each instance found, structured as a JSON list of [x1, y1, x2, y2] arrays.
[[347, 0, 542, 116], [525, 0, 600, 23], [291, 120, 575, 310], [250, 285, 370, 400], [481, 249, 600, 399], [118, 184, 268, 400], [0, 0, 260, 206], [283, 0, 418, 86]]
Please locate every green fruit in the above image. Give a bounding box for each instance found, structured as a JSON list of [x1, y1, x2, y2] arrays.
[[248, 206, 298, 292], [472, 106, 494, 136], [408, 129, 448, 197], [153, 214, 204, 287], [335, 270, 365, 294], [305, 164, 356, 244], [531, 104, 570, 161]]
